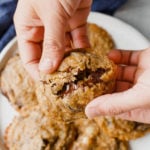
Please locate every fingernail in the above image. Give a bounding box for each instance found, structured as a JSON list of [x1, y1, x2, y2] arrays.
[[85, 107, 100, 119], [39, 58, 53, 72]]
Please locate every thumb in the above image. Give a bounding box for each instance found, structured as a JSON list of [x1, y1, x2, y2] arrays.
[[39, 16, 66, 73], [38, 0, 82, 73], [85, 84, 150, 119]]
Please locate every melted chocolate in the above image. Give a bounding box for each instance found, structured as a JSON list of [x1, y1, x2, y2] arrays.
[[56, 68, 106, 97]]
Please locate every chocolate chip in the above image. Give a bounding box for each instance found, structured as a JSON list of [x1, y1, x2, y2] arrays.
[[42, 137, 58, 150], [40, 80, 48, 84], [55, 68, 106, 97], [90, 68, 106, 83], [42, 139, 49, 149], [66, 104, 83, 113], [57, 82, 78, 96], [134, 123, 150, 131], [75, 70, 87, 81], [51, 83, 56, 87], [43, 139, 49, 146]]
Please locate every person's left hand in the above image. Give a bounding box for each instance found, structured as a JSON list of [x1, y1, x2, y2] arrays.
[[85, 48, 150, 123]]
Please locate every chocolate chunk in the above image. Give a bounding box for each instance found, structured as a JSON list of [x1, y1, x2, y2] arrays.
[[89, 68, 106, 83], [55, 68, 106, 97], [57, 82, 78, 97], [40, 80, 48, 85]]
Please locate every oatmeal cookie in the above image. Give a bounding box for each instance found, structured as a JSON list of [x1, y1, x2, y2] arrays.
[[87, 23, 115, 56], [37, 51, 117, 121], [71, 119, 128, 150], [5, 107, 76, 150], [95, 117, 150, 141], [0, 55, 38, 111], [5, 107, 128, 150]]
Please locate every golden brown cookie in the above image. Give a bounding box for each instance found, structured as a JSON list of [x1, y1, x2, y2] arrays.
[[71, 119, 128, 150], [37, 51, 117, 121], [5, 107, 76, 150], [0, 55, 38, 111], [87, 23, 115, 56], [95, 117, 150, 141], [5, 107, 128, 150]]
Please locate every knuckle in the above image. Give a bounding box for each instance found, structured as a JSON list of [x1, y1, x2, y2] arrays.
[[43, 39, 63, 55], [59, 0, 78, 17], [43, 39, 65, 57], [64, 1, 74, 16]]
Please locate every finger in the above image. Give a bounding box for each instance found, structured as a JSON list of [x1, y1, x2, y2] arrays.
[[21, 26, 44, 42], [71, 24, 90, 48], [69, 7, 90, 30], [116, 108, 150, 123], [59, 0, 82, 17], [14, 2, 43, 80], [117, 65, 137, 83], [69, 7, 90, 48], [36, 0, 80, 73], [108, 49, 141, 65], [39, 26, 65, 73], [79, 0, 93, 8], [61, 1, 91, 49], [115, 81, 132, 92], [85, 84, 150, 118], [18, 40, 41, 80], [65, 32, 72, 52], [39, 8, 67, 73], [59, 0, 92, 17]]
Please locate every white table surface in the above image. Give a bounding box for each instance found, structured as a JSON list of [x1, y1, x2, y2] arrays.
[[114, 0, 150, 40], [115, 0, 150, 41]]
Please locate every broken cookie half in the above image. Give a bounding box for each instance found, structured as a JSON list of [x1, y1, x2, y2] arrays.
[[37, 50, 117, 121]]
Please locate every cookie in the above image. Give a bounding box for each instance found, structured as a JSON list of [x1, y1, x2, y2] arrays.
[[95, 117, 150, 141], [87, 23, 115, 56], [0, 55, 38, 111], [5, 107, 76, 150], [37, 51, 117, 121], [71, 119, 128, 150], [5, 107, 128, 150]]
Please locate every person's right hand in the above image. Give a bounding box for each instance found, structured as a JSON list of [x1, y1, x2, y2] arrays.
[[14, 0, 92, 80]]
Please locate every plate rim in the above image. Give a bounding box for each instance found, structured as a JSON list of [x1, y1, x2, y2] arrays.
[[1, 12, 150, 150]]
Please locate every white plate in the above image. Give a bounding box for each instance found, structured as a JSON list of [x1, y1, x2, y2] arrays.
[[0, 12, 150, 149]]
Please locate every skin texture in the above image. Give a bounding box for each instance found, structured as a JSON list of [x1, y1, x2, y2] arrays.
[[14, 0, 92, 80], [14, 0, 150, 124], [85, 48, 150, 123]]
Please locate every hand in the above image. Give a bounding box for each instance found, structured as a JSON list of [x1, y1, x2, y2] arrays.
[[85, 48, 150, 123], [14, 0, 92, 80]]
